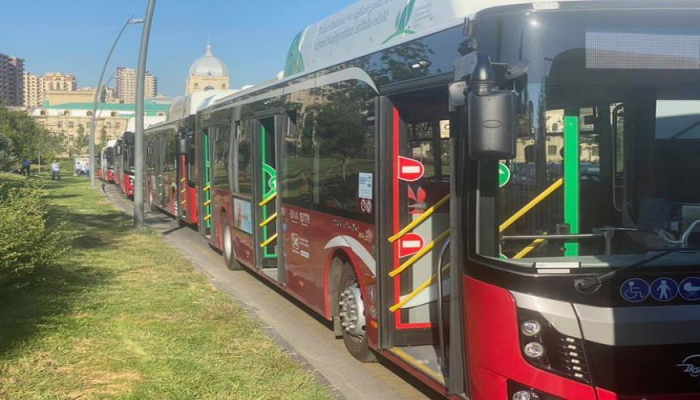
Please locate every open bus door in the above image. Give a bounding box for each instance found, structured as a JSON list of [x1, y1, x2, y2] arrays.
[[252, 112, 286, 283], [377, 88, 467, 394]]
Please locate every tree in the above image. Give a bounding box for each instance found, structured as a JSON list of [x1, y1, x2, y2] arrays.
[[75, 124, 88, 154], [0, 107, 65, 164], [100, 126, 108, 147]]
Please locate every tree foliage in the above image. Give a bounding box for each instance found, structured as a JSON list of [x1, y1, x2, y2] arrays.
[[0, 181, 67, 284], [0, 107, 65, 164]]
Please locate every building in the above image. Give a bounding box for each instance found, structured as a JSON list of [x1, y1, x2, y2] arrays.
[[0, 53, 25, 107], [186, 42, 230, 95], [116, 67, 157, 103], [23, 72, 43, 108], [31, 100, 170, 156], [42, 72, 77, 92]]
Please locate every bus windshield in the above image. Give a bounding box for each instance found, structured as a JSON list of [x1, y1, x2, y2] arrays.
[[475, 5, 700, 268]]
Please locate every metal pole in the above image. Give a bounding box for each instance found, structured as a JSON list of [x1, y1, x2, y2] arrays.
[[134, 0, 156, 230], [89, 15, 141, 188]]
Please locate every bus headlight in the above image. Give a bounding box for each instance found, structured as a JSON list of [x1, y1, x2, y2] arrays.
[[512, 390, 540, 400], [518, 309, 591, 384], [521, 320, 542, 337], [523, 342, 545, 359]]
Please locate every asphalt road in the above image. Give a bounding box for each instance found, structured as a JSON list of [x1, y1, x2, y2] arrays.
[[103, 184, 437, 400]]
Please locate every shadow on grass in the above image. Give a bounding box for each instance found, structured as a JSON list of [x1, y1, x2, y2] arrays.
[[0, 262, 112, 358]]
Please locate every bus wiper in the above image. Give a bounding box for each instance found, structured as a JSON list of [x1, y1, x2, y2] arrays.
[[574, 248, 700, 294]]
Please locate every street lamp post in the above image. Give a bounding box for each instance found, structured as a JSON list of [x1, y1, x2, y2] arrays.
[[89, 16, 144, 188], [134, 0, 157, 230]]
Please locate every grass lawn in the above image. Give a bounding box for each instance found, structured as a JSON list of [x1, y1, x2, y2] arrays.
[[0, 172, 331, 399]]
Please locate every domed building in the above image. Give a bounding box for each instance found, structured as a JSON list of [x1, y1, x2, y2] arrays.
[[186, 41, 230, 95]]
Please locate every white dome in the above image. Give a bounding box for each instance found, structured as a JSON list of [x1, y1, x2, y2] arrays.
[[189, 42, 228, 77]]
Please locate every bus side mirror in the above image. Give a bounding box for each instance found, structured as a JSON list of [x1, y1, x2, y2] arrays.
[[467, 53, 516, 160], [468, 90, 516, 160], [177, 138, 187, 155]]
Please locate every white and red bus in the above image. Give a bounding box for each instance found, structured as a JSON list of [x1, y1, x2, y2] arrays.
[[143, 1, 700, 398], [115, 132, 135, 198], [144, 91, 235, 223], [100, 140, 117, 183]]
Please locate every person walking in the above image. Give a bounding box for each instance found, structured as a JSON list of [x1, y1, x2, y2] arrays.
[[51, 160, 61, 181], [20, 158, 31, 177]]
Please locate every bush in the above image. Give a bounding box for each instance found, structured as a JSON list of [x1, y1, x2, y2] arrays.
[[0, 182, 67, 283]]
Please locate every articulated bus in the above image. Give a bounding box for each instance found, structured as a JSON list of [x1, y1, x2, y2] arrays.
[[101, 140, 117, 183], [115, 132, 135, 198], [144, 1, 700, 398], [144, 91, 234, 223]]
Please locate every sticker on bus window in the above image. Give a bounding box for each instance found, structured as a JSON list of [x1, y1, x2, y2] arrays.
[[359, 172, 373, 200], [234, 198, 253, 234]]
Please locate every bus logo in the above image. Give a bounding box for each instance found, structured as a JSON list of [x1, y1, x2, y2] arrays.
[[678, 355, 700, 378]]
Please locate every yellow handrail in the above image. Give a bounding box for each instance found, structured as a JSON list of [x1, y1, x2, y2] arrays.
[[181, 200, 187, 205], [389, 194, 450, 243], [260, 233, 278, 248], [181, 178, 186, 183], [389, 230, 450, 278], [204, 214, 212, 221], [259, 192, 277, 207], [203, 200, 211, 206], [390, 263, 450, 312], [499, 178, 563, 233], [260, 213, 278, 228], [181, 189, 187, 194], [203, 185, 211, 192]]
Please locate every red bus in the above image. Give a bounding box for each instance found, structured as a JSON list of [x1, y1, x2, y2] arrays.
[[145, 92, 234, 224], [115, 132, 135, 198], [101, 140, 117, 183], [145, 1, 700, 398]]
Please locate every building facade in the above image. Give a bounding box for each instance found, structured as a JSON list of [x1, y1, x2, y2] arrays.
[[185, 42, 230, 95], [31, 100, 170, 156], [0, 53, 25, 107], [116, 67, 157, 103], [23, 72, 43, 108], [43, 72, 77, 92]]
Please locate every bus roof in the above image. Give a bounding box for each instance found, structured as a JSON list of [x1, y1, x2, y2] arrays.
[[168, 90, 238, 121], [281, 0, 584, 79], [207, 0, 590, 110]]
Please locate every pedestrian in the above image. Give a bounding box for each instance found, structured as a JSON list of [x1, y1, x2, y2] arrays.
[[80, 162, 87, 177], [20, 158, 31, 177], [51, 160, 61, 181]]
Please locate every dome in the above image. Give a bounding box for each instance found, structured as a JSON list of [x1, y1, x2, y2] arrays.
[[189, 42, 228, 78]]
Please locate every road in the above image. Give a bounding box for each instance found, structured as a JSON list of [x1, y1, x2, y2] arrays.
[[103, 184, 437, 400]]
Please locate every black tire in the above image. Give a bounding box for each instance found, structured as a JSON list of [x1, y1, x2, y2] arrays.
[[338, 265, 376, 363], [222, 216, 243, 271]]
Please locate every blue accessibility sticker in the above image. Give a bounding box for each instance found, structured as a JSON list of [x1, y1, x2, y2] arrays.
[[650, 278, 678, 302], [679, 277, 700, 301], [620, 278, 650, 303]]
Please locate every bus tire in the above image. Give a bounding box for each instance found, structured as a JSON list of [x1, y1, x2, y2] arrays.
[[338, 265, 376, 363], [223, 217, 243, 271]]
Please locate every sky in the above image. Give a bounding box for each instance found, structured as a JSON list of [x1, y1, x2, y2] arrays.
[[0, 0, 355, 98]]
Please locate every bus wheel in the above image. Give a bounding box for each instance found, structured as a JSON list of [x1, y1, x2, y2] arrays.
[[338, 265, 376, 363], [223, 217, 242, 271]]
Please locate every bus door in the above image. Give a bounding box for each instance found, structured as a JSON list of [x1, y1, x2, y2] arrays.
[[253, 114, 285, 282], [176, 128, 188, 221], [200, 127, 214, 237], [379, 88, 453, 384]]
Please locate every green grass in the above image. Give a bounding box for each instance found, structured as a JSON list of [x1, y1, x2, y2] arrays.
[[0, 172, 332, 399]]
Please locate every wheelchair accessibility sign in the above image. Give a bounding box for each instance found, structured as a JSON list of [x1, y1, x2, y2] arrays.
[[620, 278, 650, 303]]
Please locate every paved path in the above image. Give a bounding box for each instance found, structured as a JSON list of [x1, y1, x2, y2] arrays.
[[103, 185, 436, 400]]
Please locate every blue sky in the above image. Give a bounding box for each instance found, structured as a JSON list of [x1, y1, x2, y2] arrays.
[[0, 0, 354, 97]]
